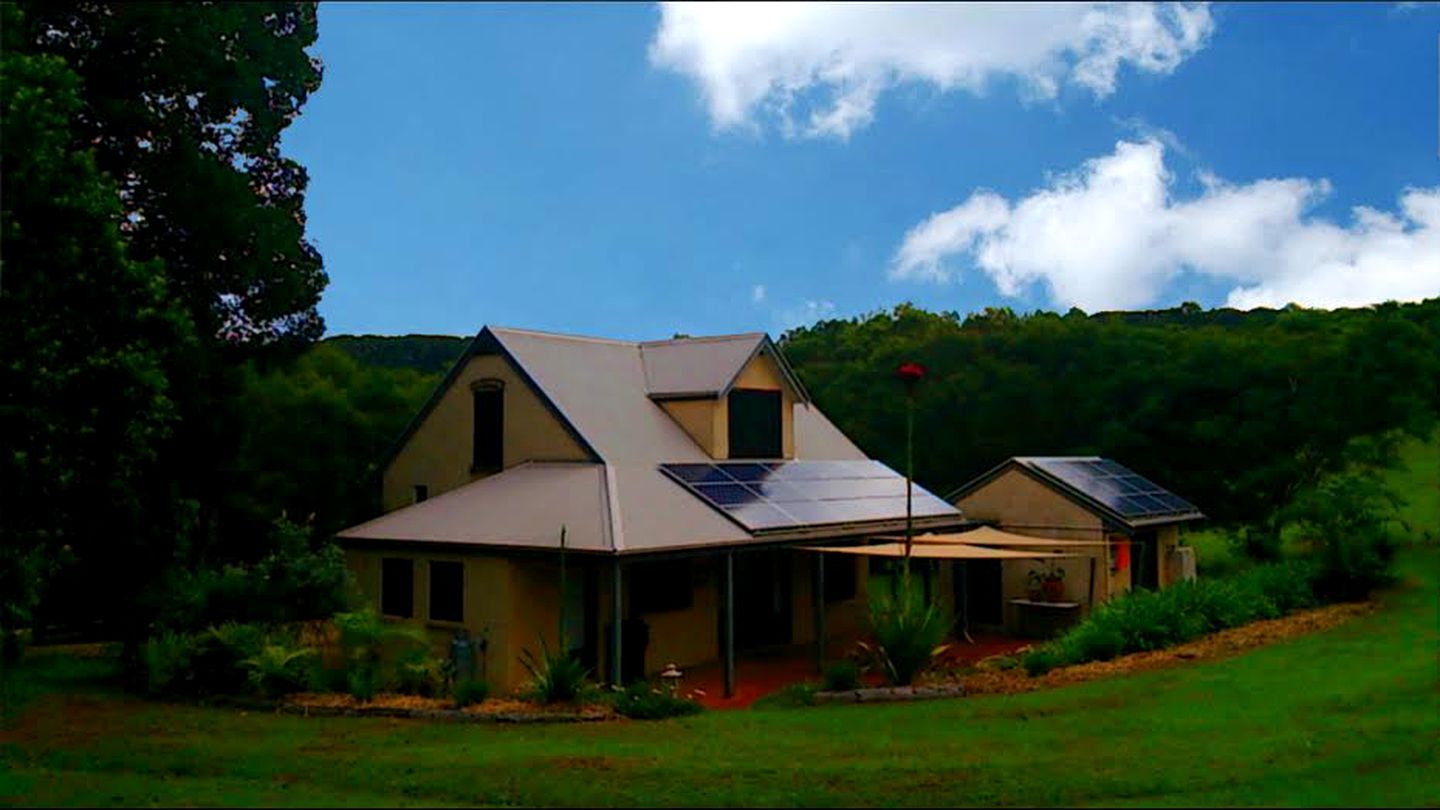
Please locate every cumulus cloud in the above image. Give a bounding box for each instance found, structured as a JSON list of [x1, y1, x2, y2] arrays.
[[649, 2, 1214, 138], [890, 139, 1440, 311], [776, 299, 837, 329]]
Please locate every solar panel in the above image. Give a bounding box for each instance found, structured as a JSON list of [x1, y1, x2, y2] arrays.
[[1026, 458, 1200, 520], [659, 460, 960, 532]]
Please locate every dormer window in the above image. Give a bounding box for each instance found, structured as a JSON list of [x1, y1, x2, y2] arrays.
[[471, 379, 504, 472], [727, 388, 782, 459]]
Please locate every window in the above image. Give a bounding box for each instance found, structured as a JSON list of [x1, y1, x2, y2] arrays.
[[629, 560, 693, 614], [429, 561, 464, 623], [380, 558, 414, 618], [471, 380, 504, 472], [822, 554, 857, 603], [414, 485, 428, 503], [727, 389, 782, 458]]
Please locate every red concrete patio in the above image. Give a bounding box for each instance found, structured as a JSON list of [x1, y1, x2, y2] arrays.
[[674, 633, 1030, 710]]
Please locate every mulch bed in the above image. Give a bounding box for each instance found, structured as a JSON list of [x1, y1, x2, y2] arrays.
[[935, 600, 1375, 697], [218, 692, 616, 724]]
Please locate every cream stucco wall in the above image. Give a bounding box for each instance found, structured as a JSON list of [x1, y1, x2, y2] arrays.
[[381, 352, 590, 513], [345, 547, 516, 689], [657, 349, 797, 460]]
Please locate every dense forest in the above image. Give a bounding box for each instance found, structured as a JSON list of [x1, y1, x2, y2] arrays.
[[2, 2, 1436, 659]]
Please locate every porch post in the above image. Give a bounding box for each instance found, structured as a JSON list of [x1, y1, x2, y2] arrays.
[[1087, 555, 1097, 616], [723, 550, 735, 699], [610, 557, 622, 687], [813, 552, 826, 673]]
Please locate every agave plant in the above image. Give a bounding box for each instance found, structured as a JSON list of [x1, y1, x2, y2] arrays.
[[520, 635, 590, 704], [858, 574, 950, 687]]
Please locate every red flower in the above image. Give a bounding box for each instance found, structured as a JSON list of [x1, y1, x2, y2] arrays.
[[897, 361, 926, 382]]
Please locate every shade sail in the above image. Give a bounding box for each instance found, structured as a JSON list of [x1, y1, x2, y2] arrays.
[[876, 526, 1106, 548], [799, 541, 1080, 560]]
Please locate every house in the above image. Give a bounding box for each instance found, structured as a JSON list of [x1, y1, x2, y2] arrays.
[[336, 326, 966, 695], [945, 456, 1204, 637]]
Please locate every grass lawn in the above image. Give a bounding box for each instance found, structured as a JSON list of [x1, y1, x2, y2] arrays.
[[3, 545, 1437, 808]]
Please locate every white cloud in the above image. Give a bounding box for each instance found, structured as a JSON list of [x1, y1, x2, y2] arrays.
[[649, 2, 1214, 139], [776, 299, 837, 329], [751, 284, 767, 303], [891, 138, 1440, 311]]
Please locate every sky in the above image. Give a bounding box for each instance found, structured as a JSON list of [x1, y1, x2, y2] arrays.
[[281, 2, 1440, 340]]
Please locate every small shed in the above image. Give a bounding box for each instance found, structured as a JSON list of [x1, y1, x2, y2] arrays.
[[945, 457, 1204, 635]]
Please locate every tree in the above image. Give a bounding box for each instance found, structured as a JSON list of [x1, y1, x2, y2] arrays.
[[1, 2, 196, 644]]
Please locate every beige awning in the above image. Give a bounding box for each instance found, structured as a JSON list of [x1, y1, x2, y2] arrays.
[[800, 541, 1081, 560], [876, 526, 1107, 548]]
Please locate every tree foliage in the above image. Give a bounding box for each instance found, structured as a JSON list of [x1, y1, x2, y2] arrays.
[[1, 3, 196, 641], [780, 300, 1440, 536]]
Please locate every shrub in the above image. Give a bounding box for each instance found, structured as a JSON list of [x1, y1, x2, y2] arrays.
[[822, 660, 862, 692], [1243, 561, 1318, 614], [141, 631, 198, 696], [613, 680, 704, 720], [188, 622, 268, 696], [393, 650, 446, 697], [1285, 469, 1400, 601], [1022, 647, 1062, 677], [859, 573, 950, 687], [452, 678, 490, 709], [243, 642, 316, 699], [347, 664, 379, 702], [519, 637, 590, 704], [306, 661, 348, 694]]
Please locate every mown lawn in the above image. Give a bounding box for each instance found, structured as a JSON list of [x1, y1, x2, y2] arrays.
[[2, 544, 1437, 808]]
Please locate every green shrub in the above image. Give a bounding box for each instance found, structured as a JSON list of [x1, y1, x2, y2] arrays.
[[612, 680, 704, 720], [346, 664, 379, 702], [452, 678, 490, 709], [519, 637, 590, 704], [187, 622, 268, 696], [141, 631, 198, 696], [1022, 647, 1062, 677], [393, 650, 446, 697], [859, 573, 950, 687], [243, 642, 316, 699], [1243, 561, 1318, 614], [1285, 469, 1399, 602], [306, 661, 348, 694], [822, 660, 862, 692]]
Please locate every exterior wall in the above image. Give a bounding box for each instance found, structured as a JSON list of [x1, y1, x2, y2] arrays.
[[790, 552, 869, 651], [638, 557, 720, 672], [1158, 524, 1181, 587], [658, 398, 719, 457], [381, 352, 590, 513], [956, 468, 1109, 633], [345, 547, 516, 689]]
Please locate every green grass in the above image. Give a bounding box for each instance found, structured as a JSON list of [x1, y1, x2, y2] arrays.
[[3, 547, 1437, 807]]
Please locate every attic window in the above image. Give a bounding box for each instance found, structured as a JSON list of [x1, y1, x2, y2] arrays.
[[727, 388, 781, 459], [471, 379, 504, 472]]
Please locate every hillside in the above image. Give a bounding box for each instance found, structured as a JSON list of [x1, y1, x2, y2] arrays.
[[321, 334, 467, 375]]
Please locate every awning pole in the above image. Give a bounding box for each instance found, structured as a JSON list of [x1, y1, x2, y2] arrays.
[[610, 558, 622, 687], [723, 551, 735, 699], [957, 560, 974, 644], [1087, 555, 1097, 616], [814, 552, 825, 673]]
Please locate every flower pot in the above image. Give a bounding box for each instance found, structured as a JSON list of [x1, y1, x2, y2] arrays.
[[1027, 587, 1045, 602], [1041, 579, 1065, 602]]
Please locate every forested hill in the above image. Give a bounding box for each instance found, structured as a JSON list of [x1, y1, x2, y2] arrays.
[[323, 334, 468, 374]]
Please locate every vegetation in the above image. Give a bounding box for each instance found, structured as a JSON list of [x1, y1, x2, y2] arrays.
[[821, 660, 863, 692], [519, 639, 591, 705], [451, 678, 490, 709], [611, 680, 705, 720], [2, 547, 1435, 806], [858, 573, 952, 686]]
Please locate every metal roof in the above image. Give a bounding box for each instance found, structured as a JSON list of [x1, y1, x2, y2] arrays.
[[338, 326, 906, 555], [947, 456, 1205, 530]]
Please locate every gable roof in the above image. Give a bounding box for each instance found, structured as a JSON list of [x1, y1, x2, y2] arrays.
[[341, 325, 942, 555], [946, 456, 1204, 531]]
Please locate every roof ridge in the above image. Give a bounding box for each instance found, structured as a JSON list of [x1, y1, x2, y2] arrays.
[[487, 325, 639, 346], [639, 332, 767, 347]]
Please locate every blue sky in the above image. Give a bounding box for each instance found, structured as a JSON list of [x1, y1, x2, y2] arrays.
[[282, 2, 1440, 340]]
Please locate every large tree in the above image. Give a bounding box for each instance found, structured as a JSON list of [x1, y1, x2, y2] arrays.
[[1, 3, 195, 644]]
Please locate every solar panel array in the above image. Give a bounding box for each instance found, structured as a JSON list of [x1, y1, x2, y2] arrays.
[[1025, 458, 1199, 520], [660, 460, 959, 532]]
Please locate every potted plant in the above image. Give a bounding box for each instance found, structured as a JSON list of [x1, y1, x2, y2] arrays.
[[1027, 563, 1066, 601]]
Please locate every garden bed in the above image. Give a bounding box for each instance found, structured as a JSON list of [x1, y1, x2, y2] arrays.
[[941, 599, 1374, 697], [215, 692, 616, 724]]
